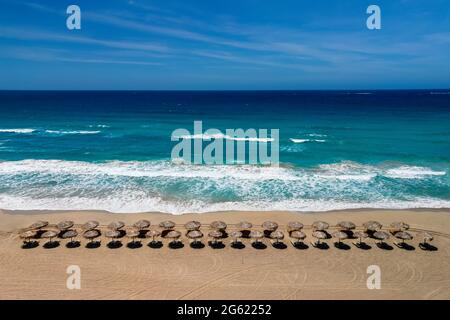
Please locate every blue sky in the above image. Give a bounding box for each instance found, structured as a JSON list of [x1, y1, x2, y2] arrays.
[[0, 0, 450, 89]]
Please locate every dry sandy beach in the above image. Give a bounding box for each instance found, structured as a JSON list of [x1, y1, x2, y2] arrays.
[[0, 208, 449, 300]]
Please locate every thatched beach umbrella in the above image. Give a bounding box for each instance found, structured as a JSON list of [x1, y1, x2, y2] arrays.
[[395, 231, 413, 244], [133, 219, 150, 230], [184, 221, 201, 231], [208, 230, 223, 244], [146, 229, 161, 242], [287, 221, 303, 232], [187, 230, 203, 244], [270, 230, 284, 244], [41, 230, 58, 244], [312, 230, 327, 245], [108, 221, 125, 230], [337, 221, 356, 231], [61, 230, 78, 243], [20, 230, 37, 243], [312, 221, 329, 231], [390, 221, 410, 233], [363, 221, 382, 232], [57, 220, 74, 231], [105, 230, 120, 242], [166, 230, 182, 244], [83, 229, 100, 242], [421, 232, 434, 244], [229, 231, 243, 244], [262, 221, 278, 232], [237, 221, 252, 231], [210, 221, 227, 230], [373, 231, 390, 245], [159, 221, 176, 230], [29, 220, 48, 230], [249, 230, 264, 244], [290, 230, 306, 242], [332, 231, 348, 245], [82, 221, 99, 231], [353, 231, 369, 244], [126, 228, 140, 243]]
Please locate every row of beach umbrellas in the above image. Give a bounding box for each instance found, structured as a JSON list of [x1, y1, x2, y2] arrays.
[[19, 219, 434, 248]]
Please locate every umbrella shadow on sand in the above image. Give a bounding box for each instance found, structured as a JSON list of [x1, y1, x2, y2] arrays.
[[127, 241, 142, 249], [376, 242, 393, 250], [107, 241, 122, 249], [21, 241, 39, 249], [66, 241, 81, 249], [394, 242, 415, 251], [334, 242, 351, 250], [231, 242, 245, 249], [168, 241, 184, 249], [419, 243, 438, 251], [271, 242, 287, 250], [353, 242, 371, 250], [86, 241, 101, 249], [251, 242, 267, 250], [43, 241, 60, 249], [313, 242, 329, 250], [293, 242, 309, 250], [208, 241, 225, 249], [148, 241, 163, 249], [190, 241, 205, 249]]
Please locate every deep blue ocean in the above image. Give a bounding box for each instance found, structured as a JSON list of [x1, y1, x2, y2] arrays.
[[0, 90, 449, 213]]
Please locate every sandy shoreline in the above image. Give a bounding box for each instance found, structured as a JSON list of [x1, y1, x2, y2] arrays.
[[1, 208, 449, 300]]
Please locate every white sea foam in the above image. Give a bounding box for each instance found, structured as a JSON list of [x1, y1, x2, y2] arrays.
[[0, 160, 448, 214], [385, 166, 446, 179], [0, 128, 35, 134], [1, 194, 450, 214], [176, 133, 274, 142], [290, 138, 326, 143], [44, 130, 101, 135]]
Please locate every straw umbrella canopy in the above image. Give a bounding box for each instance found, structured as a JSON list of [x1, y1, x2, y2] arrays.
[[395, 231, 413, 243], [146, 229, 161, 242], [421, 232, 434, 244], [208, 230, 223, 243], [184, 221, 201, 231], [133, 219, 150, 230], [105, 230, 120, 241], [166, 230, 182, 243], [57, 220, 74, 231], [290, 231, 306, 241], [363, 221, 382, 232], [210, 221, 227, 230], [373, 231, 390, 243], [249, 230, 264, 243], [126, 228, 140, 242], [312, 230, 327, 244], [41, 230, 58, 242], [287, 221, 303, 232], [390, 221, 410, 233], [270, 230, 284, 243], [61, 230, 78, 242], [236, 221, 252, 231], [229, 231, 243, 244], [353, 231, 369, 244], [262, 221, 278, 232], [159, 220, 176, 230], [332, 231, 348, 244], [20, 230, 37, 242], [29, 220, 48, 230], [312, 221, 329, 231], [186, 230, 203, 243], [81, 220, 99, 231], [108, 221, 125, 230], [337, 221, 356, 231], [83, 229, 100, 242]]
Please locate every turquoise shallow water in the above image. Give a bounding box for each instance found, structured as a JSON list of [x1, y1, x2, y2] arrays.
[[0, 90, 449, 213]]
